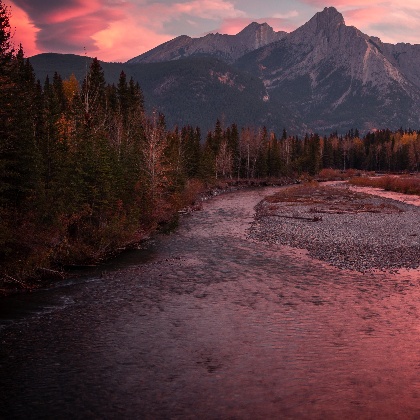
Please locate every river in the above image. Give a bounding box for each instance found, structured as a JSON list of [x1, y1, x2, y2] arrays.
[[1, 187, 420, 419]]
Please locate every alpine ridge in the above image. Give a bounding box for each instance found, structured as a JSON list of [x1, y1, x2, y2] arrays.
[[127, 22, 286, 64]]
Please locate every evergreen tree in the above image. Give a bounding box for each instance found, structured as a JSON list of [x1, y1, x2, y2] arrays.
[[308, 133, 321, 175], [1, 45, 39, 208], [267, 133, 282, 177], [128, 77, 144, 114], [322, 136, 334, 169], [82, 57, 106, 129], [255, 127, 269, 178], [227, 123, 240, 179], [182, 125, 201, 178], [200, 132, 216, 181], [117, 71, 129, 126]]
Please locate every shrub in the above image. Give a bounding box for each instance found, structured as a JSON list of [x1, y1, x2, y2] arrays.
[[349, 175, 420, 195], [318, 168, 342, 180]]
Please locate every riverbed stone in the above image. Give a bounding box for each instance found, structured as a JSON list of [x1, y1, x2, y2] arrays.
[[248, 183, 420, 272]]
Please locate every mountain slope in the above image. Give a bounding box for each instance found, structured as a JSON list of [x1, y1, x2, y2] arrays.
[[126, 56, 301, 132], [29, 53, 302, 133]]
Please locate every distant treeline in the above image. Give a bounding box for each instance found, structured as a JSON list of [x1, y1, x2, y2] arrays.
[[1, 1, 420, 283], [202, 125, 420, 179]]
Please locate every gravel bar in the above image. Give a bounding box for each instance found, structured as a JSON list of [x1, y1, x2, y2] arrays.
[[248, 183, 420, 272]]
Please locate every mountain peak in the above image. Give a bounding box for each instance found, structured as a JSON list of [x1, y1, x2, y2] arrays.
[[236, 22, 286, 49], [312, 6, 345, 30], [290, 6, 345, 41], [238, 22, 268, 35]]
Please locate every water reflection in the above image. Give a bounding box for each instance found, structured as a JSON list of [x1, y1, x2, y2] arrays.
[[0, 240, 157, 329]]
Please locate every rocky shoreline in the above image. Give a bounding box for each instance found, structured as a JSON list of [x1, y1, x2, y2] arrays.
[[248, 183, 420, 273]]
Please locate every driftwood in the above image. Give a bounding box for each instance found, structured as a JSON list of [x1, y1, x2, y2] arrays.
[[261, 213, 322, 222], [309, 206, 401, 214], [37, 267, 65, 281], [3, 274, 29, 288]]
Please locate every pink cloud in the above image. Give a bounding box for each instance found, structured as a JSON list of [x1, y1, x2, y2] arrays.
[[3, 0, 40, 56], [6, 0, 248, 60], [7, 0, 128, 56], [7, 0, 420, 63], [92, 0, 248, 60], [92, 18, 172, 62], [339, 4, 420, 44], [344, 7, 388, 26], [173, 0, 245, 20], [300, 0, 386, 6]]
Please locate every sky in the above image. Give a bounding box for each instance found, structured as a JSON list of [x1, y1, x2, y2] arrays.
[[4, 0, 420, 63]]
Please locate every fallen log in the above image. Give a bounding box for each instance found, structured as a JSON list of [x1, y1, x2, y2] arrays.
[[260, 213, 322, 222]]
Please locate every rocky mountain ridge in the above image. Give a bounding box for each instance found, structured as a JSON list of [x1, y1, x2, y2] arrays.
[[235, 7, 420, 132], [128, 22, 286, 64], [30, 7, 420, 134]]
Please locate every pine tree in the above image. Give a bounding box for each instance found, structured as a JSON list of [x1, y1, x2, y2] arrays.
[[267, 133, 282, 177], [227, 123, 240, 179], [0, 0, 15, 259], [117, 71, 129, 126], [322, 136, 334, 169], [200, 132, 216, 181], [182, 125, 201, 178], [0, 0, 12, 65], [82, 57, 106, 129], [1, 45, 39, 208]]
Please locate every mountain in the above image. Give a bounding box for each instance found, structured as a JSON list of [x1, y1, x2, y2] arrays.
[[236, 7, 420, 132], [28, 53, 124, 85], [127, 22, 286, 64], [29, 7, 420, 134]]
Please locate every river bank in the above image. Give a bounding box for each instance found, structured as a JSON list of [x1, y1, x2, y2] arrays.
[[2, 177, 418, 297], [0, 178, 298, 297], [249, 182, 420, 273]]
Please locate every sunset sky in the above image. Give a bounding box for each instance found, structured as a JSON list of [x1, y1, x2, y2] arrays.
[[4, 0, 420, 63]]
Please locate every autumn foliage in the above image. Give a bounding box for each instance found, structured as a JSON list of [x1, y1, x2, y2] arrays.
[[349, 175, 420, 195]]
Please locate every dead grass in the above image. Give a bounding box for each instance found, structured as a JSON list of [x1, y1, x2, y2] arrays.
[[263, 183, 403, 214], [317, 168, 363, 181], [265, 182, 362, 204], [349, 175, 420, 195]]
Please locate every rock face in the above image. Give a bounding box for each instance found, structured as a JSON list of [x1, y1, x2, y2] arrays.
[[127, 22, 286, 64]]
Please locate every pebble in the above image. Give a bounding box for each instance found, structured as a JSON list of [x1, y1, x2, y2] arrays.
[[248, 185, 420, 272]]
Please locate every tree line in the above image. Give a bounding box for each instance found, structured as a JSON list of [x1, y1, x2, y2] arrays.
[[202, 125, 420, 179], [1, 0, 419, 284]]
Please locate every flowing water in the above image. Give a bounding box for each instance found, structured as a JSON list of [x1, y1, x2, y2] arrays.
[[1, 187, 420, 419]]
